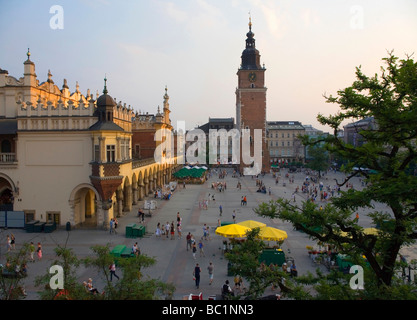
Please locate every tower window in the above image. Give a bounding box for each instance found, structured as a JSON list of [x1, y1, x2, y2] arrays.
[[251, 83, 255, 88]]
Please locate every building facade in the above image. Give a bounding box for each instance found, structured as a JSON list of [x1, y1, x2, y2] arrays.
[[267, 121, 305, 165], [0, 51, 179, 228]]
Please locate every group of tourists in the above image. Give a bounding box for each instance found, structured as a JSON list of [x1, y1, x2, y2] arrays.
[[155, 212, 183, 240]]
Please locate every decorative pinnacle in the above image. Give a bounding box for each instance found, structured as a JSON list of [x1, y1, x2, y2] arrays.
[[26, 48, 31, 60], [103, 74, 108, 94], [248, 12, 252, 30]]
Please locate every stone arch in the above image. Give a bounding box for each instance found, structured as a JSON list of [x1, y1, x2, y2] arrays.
[[69, 183, 101, 227], [0, 173, 15, 210]]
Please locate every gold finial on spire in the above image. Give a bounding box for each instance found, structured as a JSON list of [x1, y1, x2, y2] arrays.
[[26, 48, 31, 60], [248, 12, 252, 30]]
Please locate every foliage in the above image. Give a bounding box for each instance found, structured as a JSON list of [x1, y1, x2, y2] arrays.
[[0, 243, 30, 300], [253, 53, 417, 298], [305, 143, 330, 177], [225, 229, 308, 300], [35, 238, 91, 300], [35, 241, 175, 300]]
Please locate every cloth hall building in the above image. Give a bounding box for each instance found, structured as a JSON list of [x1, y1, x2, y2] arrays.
[[0, 51, 180, 229]]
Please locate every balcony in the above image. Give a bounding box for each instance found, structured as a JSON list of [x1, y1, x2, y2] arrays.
[[0, 153, 17, 163]]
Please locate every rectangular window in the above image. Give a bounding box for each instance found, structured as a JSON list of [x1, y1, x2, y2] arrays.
[[46, 211, 61, 225], [121, 139, 129, 161], [106, 145, 115, 162], [135, 145, 140, 159], [94, 145, 100, 162]]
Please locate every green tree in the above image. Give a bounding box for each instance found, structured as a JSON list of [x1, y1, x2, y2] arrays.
[[254, 53, 417, 297], [83, 244, 175, 300], [225, 229, 309, 300], [305, 142, 329, 177], [35, 239, 90, 300]]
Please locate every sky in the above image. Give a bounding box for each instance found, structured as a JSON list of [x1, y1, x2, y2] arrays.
[[1, 0, 417, 132]]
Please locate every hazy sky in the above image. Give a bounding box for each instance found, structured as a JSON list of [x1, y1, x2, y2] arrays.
[[1, 0, 416, 132]]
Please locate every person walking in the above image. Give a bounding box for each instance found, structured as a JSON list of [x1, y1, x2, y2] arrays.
[[10, 233, 16, 250], [192, 242, 197, 260], [232, 210, 236, 223], [198, 239, 205, 257], [29, 242, 35, 262], [193, 263, 201, 289], [109, 261, 120, 281], [156, 222, 162, 238], [37, 242, 42, 261], [6, 235, 11, 252], [207, 262, 214, 285], [219, 205, 223, 216]]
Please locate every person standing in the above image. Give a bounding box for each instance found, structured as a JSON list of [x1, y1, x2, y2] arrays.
[[193, 263, 201, 289], [113, 218, 118, 234], [177, 223, 182, 239], [232, 210, 236, 223], [207, 262, 214, 285], [170, 221, 175, 240], [186, 232, 192, 251], [219, 205, 223, 216], [109, 261, 120, 281], [165, 221, 170, 239]]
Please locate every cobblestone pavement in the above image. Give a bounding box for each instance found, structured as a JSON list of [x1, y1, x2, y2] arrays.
[[1, 167, 415, 300]]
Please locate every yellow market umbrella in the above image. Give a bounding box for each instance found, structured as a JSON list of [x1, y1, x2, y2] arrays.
[[215, 224, 251, 238], [339, 227, 379, 238], [364, 227, 378, 235], [236, 220, 267, 229], [257, 226, 288, 241]]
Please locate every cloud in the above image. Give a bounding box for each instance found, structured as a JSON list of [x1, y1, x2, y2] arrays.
[[164, 2, 188, 23], [248, 0, 291, 39]]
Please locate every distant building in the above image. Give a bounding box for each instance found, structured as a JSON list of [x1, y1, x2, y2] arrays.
[[267, 121, 305, 164], [303, 124, 324, 161], [344, 117, 376, 147], [198, 118, 235, 164]]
